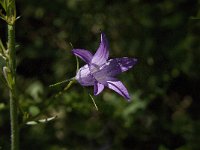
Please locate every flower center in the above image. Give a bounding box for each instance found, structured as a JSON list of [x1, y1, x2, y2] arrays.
[[89, 63, 100, 74], [89, 63, 107, 84]]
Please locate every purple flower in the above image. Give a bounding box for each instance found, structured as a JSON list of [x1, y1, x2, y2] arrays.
[[72, 33, 137, 100]]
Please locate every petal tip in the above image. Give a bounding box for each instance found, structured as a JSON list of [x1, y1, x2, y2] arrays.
[[134, 58, 138, 62], [71, 49, 77, 54], [100, 32, 108, 44], [124, 94, 131, 100], [94, 92, 98, 96], [101, 32, 106, 38], [72, 49, 93, 63], [126, 97, 131, 101]]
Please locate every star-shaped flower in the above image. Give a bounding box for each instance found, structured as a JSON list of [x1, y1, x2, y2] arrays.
[[72, 33, 137, 100]]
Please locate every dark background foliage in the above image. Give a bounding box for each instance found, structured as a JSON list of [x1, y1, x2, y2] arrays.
[[0, 0, 200, 150]]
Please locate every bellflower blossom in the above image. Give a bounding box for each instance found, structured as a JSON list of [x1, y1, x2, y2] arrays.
[[72, 33, 137, 100]]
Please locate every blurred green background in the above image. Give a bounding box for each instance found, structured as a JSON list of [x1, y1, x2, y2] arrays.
[[0, 0, 200, 149]]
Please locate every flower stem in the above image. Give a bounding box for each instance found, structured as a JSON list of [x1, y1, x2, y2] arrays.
[[8, 24, 19, 150]]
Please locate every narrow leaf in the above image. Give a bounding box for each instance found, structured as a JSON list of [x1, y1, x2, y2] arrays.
[[16, 15, 20, 20], [26, 116, 57, 125], [89, 93, 99, 111], [0, 73, 7, 87], [0, 0, 6, 11], [0, 14, 6, 22], [76, 56, 79, 74], [54, 80, 74, 98], [0, 38, 6, 52], [49, 78, 74, 88], [3, 66, 12, 89], [69, 42, 74, 49], [64, 80, 74, 91]]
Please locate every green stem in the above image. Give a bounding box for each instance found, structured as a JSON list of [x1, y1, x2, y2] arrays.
[[8, 24, 19, 150]]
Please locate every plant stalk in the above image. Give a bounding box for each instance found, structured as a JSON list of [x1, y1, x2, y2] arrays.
[[8, 23, 19, 150]]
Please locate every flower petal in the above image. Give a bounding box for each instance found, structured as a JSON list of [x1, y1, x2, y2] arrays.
[[91, 33, 109, 66], [93, 59, 121, 77], [94, 81, 104, 95], [115, 57, 138, 73], [106, 78, 130, 100], [72, 49, 93, 63], [75, 64, 95, 86], [92, 58, 137, 80]]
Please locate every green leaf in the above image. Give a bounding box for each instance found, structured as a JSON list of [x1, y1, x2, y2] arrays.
[[26, 116, 57, 125]]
